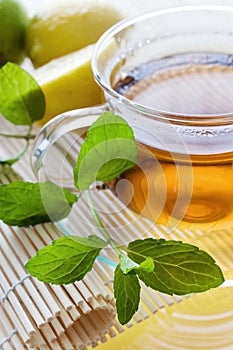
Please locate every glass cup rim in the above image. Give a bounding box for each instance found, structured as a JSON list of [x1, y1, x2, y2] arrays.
[[92, 5, 233, 124]]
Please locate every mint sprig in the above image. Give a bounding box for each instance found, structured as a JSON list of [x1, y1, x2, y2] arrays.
[[26, 112, 224, 323], [0, 64, 225, 325]]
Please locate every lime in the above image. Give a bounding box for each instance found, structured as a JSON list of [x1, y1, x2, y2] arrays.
[[26, 0, 125, 67], [0, 0, 29, 66], [33, 44, 102, 125]]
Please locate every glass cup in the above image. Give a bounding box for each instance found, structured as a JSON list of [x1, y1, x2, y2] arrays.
[[31, 5, 233, 237]]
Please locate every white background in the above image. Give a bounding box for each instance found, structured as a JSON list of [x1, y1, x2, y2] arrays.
[[19, 0, 233, 18]]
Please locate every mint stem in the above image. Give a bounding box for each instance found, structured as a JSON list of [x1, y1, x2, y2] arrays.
[[0, 132, 36, 140], [86, 190, 123, 256]]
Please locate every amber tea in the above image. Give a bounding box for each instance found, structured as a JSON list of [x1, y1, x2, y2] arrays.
[[114, 53, 233, 232]]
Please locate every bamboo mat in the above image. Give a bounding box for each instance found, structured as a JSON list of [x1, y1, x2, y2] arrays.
[[1, 113, 233, 349], [0, 123, 117, 349], [0, 116, 188, 349]]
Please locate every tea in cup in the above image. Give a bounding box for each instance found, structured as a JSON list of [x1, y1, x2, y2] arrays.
[[32, 6, 233, 234]]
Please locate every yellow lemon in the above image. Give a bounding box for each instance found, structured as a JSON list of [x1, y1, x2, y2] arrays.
[[26, 0, 125, 67], [33, 44, 102, 125], [0, 0, 29, 66]]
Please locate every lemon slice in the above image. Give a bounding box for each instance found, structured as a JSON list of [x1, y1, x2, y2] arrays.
[[33, 44, 102, 125], [26, 0, 125, 67]]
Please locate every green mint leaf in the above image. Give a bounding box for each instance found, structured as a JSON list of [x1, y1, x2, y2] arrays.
[[114, 264, 141, 325], [127, 238, 224, 295], [120, 255, 154, 274], [73, 111, 138, 190], [25, 236, 107, 284], [0, 62, 45, 125], [0, 181, 77, 226]]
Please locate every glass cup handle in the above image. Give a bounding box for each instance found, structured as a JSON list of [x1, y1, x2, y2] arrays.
[[31, 104, 109, 178]]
